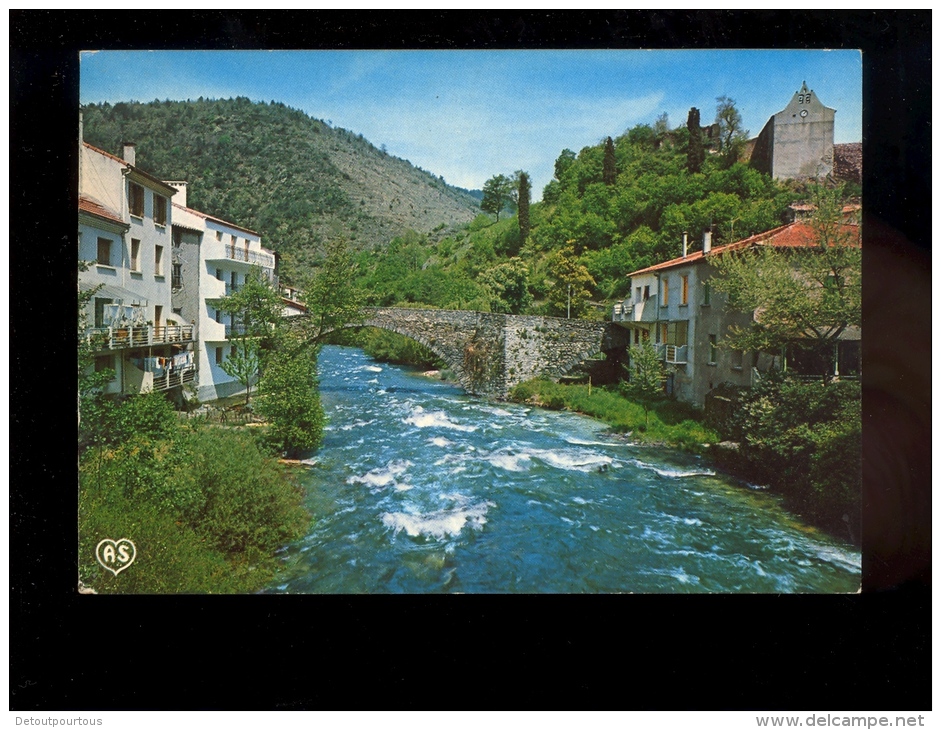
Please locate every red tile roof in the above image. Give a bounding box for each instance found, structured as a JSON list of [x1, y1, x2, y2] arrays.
[[171, 202, 259, 237], [83, 142, 178, 195], [627, 221, 860, 277], [79, 195, 126, 226]]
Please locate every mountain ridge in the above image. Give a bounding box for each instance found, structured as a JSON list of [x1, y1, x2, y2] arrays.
[[80, 97, 483, 281]]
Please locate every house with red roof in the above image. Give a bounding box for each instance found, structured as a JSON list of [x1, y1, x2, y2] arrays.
[[79, 123, 197, 396], [612, 220, 861, 407]]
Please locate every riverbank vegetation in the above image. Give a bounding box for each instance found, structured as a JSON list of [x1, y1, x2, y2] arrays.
[[509, 373, 860, 545], [78, 391, 310, 593], [509, 377, 720, 451]]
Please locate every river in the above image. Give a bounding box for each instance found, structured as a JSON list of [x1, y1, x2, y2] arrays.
[[268, 345, 861, 593]]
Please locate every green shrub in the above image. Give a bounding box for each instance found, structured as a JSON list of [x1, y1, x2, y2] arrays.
[[79, 424, 311, 594], [256, 347, 326, 457]]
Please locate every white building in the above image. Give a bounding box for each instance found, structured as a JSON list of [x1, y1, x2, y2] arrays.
[[613, 221, 861, 407], [79, 138, 196, 396], [169, 189, 277, 402]]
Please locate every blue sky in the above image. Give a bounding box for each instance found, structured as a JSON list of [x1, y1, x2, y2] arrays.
[[81, 50, 862, 199]]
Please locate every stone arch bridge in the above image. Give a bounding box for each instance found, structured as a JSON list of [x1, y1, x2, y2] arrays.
[[321, 307, 630, 399]]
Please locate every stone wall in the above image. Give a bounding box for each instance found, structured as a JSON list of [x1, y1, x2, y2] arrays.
[[340, 308, 630, 399]]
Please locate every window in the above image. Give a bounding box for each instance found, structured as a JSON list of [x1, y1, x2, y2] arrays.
[[661, 278, 669, 306], [681, 275, 689, 305], [154, 245, 164, 276], [154, 305, 163, 329], [231, 271, 238, 291], [643, 285, 650, 300], [96, 237, 111, 266], [215, 347, 224, 365], [659, 323, 668, 344], [675, 321, 688, 347], [173, 228, 182, 246], [94, 298, 113, 328], [130, 239, 141, 272], [129, 182, 144, 217], [216, 230, 223, 241], [708, 335, 718, 365], [731, 349, 744, 369], [702, 282, 711, 306], [216, 268, 223, 281], [154, 195, 167, 226], [634, 287, 642, 305], [215, 308, 222, 324], [172, 263, 183, 289]]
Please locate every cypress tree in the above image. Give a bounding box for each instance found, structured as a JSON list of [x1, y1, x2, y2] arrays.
[[517, 171, 531, 242], [602, 136, 617, 186], [687, 107, 705, 174]]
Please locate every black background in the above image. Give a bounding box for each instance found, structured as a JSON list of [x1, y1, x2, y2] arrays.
[[10, 11, 930, 710]]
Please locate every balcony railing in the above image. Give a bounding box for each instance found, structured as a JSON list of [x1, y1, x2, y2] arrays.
[[663, 344, 688, 364], [86, 324, 195, 351], [151, 365, 197, 392], [224, 244, 275, 269], [225, 323, 249, 338]]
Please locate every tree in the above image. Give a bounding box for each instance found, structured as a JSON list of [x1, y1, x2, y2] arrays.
[[545, 244, 596, 319], [256, 343, 326, 457], [710, 186, 861, 374], [602, 137, 617, 186], [553, 149, 577, 181], [480, 174, 513, 222], [686, 107, 705, 174], [216, 267, 284, 404], [654, 112, 670, 140], [621, 339, 664, 428], [516, 170, 531, 242], [480, 258, 532, 314], [298, 237, 365, 345], [715, 96, 748, 167], [220, 338, 261, 406]]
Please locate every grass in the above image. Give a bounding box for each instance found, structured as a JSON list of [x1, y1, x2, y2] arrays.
[[508, 377, 720, 451]]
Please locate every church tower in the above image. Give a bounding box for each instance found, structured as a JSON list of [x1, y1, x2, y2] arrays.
[[750, 81, 836, 180]]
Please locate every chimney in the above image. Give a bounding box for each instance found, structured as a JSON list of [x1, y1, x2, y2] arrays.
[[166, 181, 187, 207], [703, 230, 712, 254], [122, 142, 136, 166], [682, 231, 688, 258]]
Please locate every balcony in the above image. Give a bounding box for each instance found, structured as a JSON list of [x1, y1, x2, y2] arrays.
[[151, 365, 197, 392], [612, 299, 658, 323], [225, 323, 249, 338], [207, 244, 276, 269], [86, 324, 195, 351], [655, 343, 688, 365]]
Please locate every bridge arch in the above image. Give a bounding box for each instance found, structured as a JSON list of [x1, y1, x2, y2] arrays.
[[310, 307, 629, 398]]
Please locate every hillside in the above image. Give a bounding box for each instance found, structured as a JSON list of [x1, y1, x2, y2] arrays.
[[80, 97, 482, 280]]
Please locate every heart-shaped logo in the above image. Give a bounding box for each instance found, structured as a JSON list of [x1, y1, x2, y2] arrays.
[[95, 538, 137, 576]]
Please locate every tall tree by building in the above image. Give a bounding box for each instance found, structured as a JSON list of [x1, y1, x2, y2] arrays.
[[602, 136, 617, 186], [516, 170, 531, 242], [480, 174, 513, 222], [686, 107, 705, 174], [715, 96, 748, 167]]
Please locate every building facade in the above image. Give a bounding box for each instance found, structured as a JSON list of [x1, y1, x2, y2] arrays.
[[169, 192, 277, 402], [79, 138, 196, 396], [613, 222, 861, 408], [750, 82, 836, 181]]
